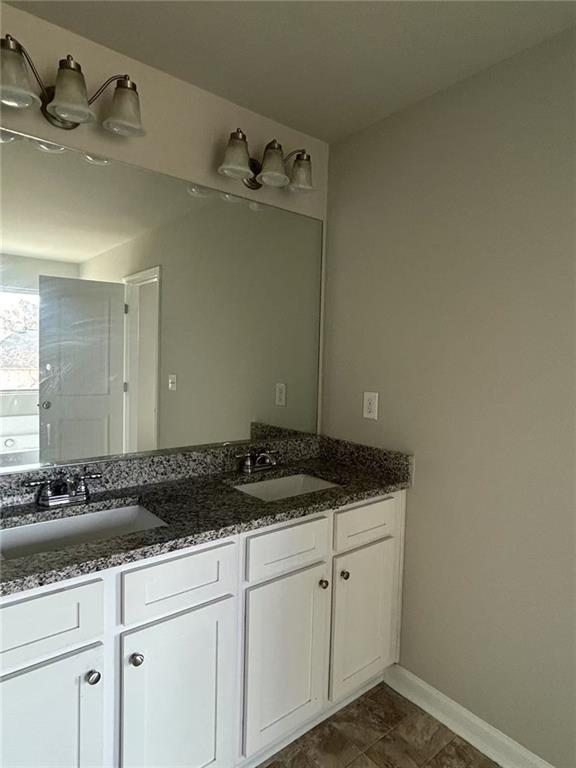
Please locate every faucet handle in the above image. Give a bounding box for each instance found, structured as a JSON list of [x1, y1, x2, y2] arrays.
[[235, 451, 255, 462], [236, 451, 256, 473], [74, 471, 103, 499], [22, 479, 46, 488]]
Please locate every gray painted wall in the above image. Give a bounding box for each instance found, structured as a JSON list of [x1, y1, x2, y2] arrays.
[[82, 201, 322, 448], [323, 31, 575, 767]]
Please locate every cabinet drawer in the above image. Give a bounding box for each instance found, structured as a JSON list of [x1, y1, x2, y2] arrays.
[[122, 543, 236, 625], [0, 580, 103, 671], [246, 517, 329, 582], [334, 498, 396, 552]]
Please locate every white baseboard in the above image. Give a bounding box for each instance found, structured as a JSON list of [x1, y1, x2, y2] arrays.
[[383, 665, 555, 768]]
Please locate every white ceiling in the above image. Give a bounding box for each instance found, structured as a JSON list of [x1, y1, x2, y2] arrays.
[[0, 134, 199, 261], [12, 1, 576, 142]]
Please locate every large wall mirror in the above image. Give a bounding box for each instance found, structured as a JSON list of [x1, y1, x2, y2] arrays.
[[0, 130, 322, 472]]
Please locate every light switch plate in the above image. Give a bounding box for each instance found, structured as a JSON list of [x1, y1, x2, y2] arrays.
[[275, 382, 287, 407], [168, 374, 177, 391], [363, 391, 378, 420]]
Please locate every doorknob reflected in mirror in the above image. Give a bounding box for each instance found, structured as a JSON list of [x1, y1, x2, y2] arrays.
[[41, 400, 52, 409]]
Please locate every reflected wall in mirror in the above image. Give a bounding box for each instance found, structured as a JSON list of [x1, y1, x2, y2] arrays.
[[0, 131, 322, 471]]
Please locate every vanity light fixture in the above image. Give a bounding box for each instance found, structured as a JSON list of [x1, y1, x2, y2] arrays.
[[0, 34, 145, 136], [218, 129, 314, 192]]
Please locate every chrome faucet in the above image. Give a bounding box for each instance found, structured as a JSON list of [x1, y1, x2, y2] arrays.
[[23, 470, 102, 508], [236, 450, 278, 475]]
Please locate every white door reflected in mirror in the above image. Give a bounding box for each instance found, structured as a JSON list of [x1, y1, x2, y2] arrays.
[[39, 276, 125, 463]]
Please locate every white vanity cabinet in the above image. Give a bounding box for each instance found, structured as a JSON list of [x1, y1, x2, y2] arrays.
[[121, 596, 235, 768], [331, 537, 397, 700], [241, 494, 405, 763], [244, 562, 331, 755], [0, 491, 406, 768], [329, 497, 401, 702], [0, 542, 238, 768], [1, 644, 105, 768]]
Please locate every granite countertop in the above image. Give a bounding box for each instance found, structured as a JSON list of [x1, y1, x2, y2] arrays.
[[0, 458, 409, 597]]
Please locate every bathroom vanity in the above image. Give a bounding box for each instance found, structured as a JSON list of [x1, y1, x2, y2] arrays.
[[0, 448, 409, 768], [0, 128, 411, 768]]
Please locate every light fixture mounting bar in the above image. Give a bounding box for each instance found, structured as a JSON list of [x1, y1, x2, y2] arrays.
[[284, 149, 306, 163], [88, 74, 132, 105]]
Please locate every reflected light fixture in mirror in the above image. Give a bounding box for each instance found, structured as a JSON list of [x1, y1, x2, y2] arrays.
[[187, 183, 213, 198], [218, 128, 314, 193], [83, 153, 110, 166], [0, 128, 22, 144], [0, 34, 145, 137], [220, 192, 243, 203], [33, 139, 67, 154]]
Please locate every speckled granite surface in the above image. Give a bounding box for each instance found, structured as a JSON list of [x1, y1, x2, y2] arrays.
[[0, 434, 321, 509], [0, 456, 411, 597]]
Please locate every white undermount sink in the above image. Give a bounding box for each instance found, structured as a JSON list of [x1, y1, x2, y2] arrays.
[[0, 505, 166, 560], [234, 473, 339, 502]]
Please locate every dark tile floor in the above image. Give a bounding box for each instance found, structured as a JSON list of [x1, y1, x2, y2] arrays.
[[259, 683, 500, 768]]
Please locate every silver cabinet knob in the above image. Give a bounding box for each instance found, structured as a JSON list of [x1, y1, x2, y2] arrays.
[[340, 570, 351, 581], [41, 400, 52, 409], [85, 670, 101, 685], [319, 579, 330, 590], [129, 653, 145, 667]]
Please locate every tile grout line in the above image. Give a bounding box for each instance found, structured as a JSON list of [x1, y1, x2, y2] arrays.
[[421, 735, 458, 767]]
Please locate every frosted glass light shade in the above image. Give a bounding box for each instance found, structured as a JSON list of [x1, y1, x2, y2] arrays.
[[102, 80, 145, 137], [0, 44, 40, 109], [289, 152, 314, 192], [257, 140, 289, 188], [218, 129, 251, 179], [47, 60, 95, 124]]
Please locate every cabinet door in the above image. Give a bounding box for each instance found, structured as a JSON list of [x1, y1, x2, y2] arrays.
[[1, 645, 104, 768], [244, 562, 330, 756], [331, 537, 396, 701], [121, 597, 235, 768]]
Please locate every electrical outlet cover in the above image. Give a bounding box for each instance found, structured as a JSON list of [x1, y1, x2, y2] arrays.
[[363, 391, 378, 420], [275, 382, 287, 407]]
